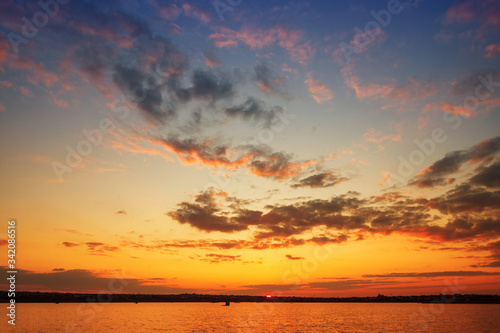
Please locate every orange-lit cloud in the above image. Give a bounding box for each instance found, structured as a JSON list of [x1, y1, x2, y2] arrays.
[[181, 3, 211, 23], [363, 128, 401, 151], [305, 73, 333, 104], [485, 44, 500, 58], [210, 26, 315, 64]]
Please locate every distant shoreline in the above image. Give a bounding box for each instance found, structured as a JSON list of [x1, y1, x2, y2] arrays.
[[1, 292, 499, 304]]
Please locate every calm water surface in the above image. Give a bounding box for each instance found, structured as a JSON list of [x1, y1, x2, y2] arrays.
[[4, 302, 500, 332]]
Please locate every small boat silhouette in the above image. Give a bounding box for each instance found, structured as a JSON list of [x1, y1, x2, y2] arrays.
[[223, 301, 230, 306]]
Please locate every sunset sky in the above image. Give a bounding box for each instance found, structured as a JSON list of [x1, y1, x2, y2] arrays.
[[0, 0, 500, 297]]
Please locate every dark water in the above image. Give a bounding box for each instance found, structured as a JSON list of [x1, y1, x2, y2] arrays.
[[3, 302, 500, 332]]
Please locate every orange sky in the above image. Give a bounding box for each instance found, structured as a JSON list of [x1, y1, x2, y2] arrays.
[[0, 0, 500, 296]]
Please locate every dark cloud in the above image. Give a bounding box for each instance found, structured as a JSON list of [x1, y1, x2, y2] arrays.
[[167, 170, 499, 244], [176, 69, 236, 103], [166, 190, 248, 233], [0, 266, 191, 293], [473, 261, 500, 267], [308, 234, 349, 245], [291, 172, 348, 189], [167, 189, 368, 238], [113, 64, 175, 123], [116, 210, 127, 215], [363, 271, 500, 278], [120, 237, 310, 251], [448, 69, 500, 97], [470, 240, 500, 267], [427, 185, 500, 214], [254, 62, 287, 97], [247, 149, 316, 180], [52, 268, 65, 272], [410, 136, 500, 188], [152, 136, 317, 180], [285, 254, 304, 260], [225, 97, 280, 125], [62, 242, 79, 247], [470, 161, 500, 188], [86, 242, 120, 255]]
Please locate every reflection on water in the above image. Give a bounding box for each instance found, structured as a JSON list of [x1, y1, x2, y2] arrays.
[[5, 302, 500, 332]]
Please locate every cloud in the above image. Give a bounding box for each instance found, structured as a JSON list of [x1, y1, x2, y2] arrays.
[[152, 136, 248, 170], [241, 278, 397, 293], [363, 128, 401, 151], [112, 64, 173, 123], [364, 271, 500, 278], [291, 172, 348, 189], [116, 130, 320, 182], [471, 240, 500, 267], [281, 63, 298, 74], [423, 102, 474, 118], [166, 153, 500, 244], [166, 189, 249, 233], [332, 28, 386, 63], [167, 189, 363, 237], [203, 49, 220, 67], [436, 0, 500, 43], [179, 69, 236, 103], [426, 185, 500, 215], [56, 229, 94, 237], [447, 69, 500, 98], [254, 62, 287, 97], [443, 1, 478, 24], [62, 242, 80, 247], [341, 65, 438, 106], [485, 44, 500, 58], [443, 0, 500, 28], [199, 253, 242, 263], [209, 26, 315, 64], [469, 161, 500, 188], [121, 237, 312, 251], [181, 3, 211, 23], [154, 2, 182, 20], [225, 97, 280, 124], [304, 73, 333, 104], [0, 266, 190, 293], [247, 150, 318, 180], [0, 38, 8, 64], [85, 242, 120, 255], [410, 135, 500, 188], [285, 254, 304, 260], [116, 210, 127, 215]]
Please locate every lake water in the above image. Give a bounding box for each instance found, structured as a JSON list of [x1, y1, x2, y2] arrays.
[[3, 302, 500, 332]]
